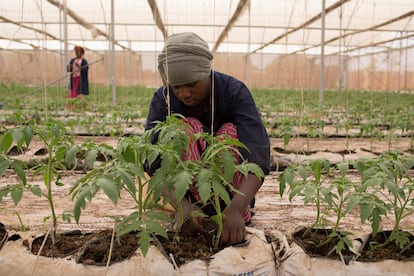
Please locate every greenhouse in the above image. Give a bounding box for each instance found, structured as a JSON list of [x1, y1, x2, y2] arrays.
[[1, 1, 414, 275]]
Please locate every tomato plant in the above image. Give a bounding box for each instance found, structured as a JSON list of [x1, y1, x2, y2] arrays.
[[354, 151, 414, 250], [279, 159, 359, 254], [0, 121, 75, 243]]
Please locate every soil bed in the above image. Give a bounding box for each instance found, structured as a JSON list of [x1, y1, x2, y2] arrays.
[[358, 230, 414, 262], [292, 227, 355, 260], [23, 226, 226, 267], [27, 229, 139, 265]]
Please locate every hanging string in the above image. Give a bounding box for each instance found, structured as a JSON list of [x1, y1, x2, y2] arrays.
[[163, 0, 171, 118], [210, 0, 216, 135]]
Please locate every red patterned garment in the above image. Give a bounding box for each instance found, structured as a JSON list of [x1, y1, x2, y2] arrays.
[[182, 117, 251, 223]]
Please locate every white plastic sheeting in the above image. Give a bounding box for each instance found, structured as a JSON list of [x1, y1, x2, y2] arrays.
[[0, 0, 413, 55]]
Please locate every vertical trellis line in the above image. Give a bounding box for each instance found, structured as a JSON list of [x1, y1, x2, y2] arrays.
[[210, 0, 216, 136], [163, 0, 171, 118], [110, 0, 116, 105], [319, 0, 326, 105]]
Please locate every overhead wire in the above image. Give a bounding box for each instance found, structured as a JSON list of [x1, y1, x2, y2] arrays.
[[212, 0, 249, 53], [295, 10, 414, 57], [249, 0, 352, 55]]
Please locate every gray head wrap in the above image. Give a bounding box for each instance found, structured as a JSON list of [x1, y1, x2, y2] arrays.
[[158, 32, 213, 86]]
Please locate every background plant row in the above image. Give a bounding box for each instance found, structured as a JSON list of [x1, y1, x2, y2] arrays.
[[1, 84, 414, 144]]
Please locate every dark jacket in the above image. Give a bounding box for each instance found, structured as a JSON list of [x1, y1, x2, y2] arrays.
[[145, 71, 271, 174]]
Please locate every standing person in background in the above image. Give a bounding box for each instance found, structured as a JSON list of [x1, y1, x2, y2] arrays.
[[67, 46, 89, 108], [145, 32, 270, 246]]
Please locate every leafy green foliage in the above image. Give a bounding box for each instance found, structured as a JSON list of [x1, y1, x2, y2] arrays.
[[353, 151, 414, 249], [279, 159, 359, 252], [0, 121, 76, 242], [147, 115, 264, 248], [71, 134, 172, 257]]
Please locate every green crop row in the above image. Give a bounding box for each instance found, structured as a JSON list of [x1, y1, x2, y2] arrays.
[[1, 84, 414, 149]]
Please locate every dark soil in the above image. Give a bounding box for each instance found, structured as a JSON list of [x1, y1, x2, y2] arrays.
[[0, 223, 7, 250], [293, 227, 414, 263], [358, 230, 414, 262], [22, 225, 223, 267], [155, 230, 225, 266], [293, 227, 355, 262], [25, 229, 139, 265]]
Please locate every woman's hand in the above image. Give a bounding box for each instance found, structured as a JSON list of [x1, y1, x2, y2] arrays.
[[220, 173, 262, 245], [220, 206, 246, 245]]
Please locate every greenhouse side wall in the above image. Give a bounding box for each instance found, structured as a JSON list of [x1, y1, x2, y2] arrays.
[[0, 49, 413, 91]]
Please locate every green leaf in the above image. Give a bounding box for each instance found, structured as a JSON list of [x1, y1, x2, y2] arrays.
[[121, 145, 136, 163], [297, 166, 307, 180], [73, 186, 91, 223], [337, 162, 349, 176], [0, 159, 9, 177], [212, 180, 231, 206], [345, 194, 360, 214], [289, 183, 304, 202], [336, 239, 345, 254], [11, 187, 23, 205], [118, 167, 136, 194], [85, 149, 98, 168], [23, 126, 34, 147], [116, 212, 141, 235], [65, 145, 80, 167], [237, 162, 264, 179], [137, 229, 151, 257], [278, 173, 287, 197], [303, 185, 317, 203], [279, 168, 294, 197], [146, 150, 160, 169], [29, 185, 42, 197], [359, 203, 372, 223], [0, 187, 10, 201], [158, 152, 175, 174], [210, 214, 221, 226], [146, 220, 168, 239], [55, 181, 64, 187], [197, 169, 212, 204], [10, 161, 26, 184], [370, 208, 382, 236], [55, 145, 67, 162], [11, 128, 24, 149], [145, 210, 171, 222], [97, 176, 119, 206], [1, 132, 13, 153], [62, 212, 72, 223], [127, 162, 145, 179], [173, 170, 192, 202], [222, 150, 236, 182]]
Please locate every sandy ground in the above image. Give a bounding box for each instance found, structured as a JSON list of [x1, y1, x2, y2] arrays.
[[1, 136, 413, 238]]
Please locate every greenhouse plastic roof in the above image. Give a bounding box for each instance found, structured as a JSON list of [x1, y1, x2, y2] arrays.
[[0, 0, 413, 56]]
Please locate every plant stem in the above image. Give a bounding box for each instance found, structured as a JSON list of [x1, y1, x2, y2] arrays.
[[303, 184, 321, 238], [14, 211, 27, 232], [213, 194, 223, 249], [47, 144, 57, 243]]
